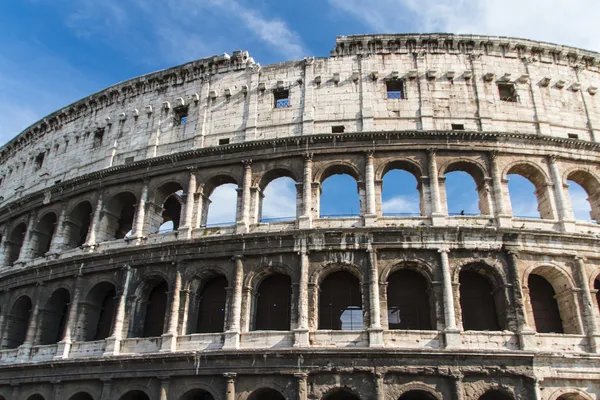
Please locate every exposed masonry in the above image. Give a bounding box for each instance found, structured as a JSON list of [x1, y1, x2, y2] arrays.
[[0, 34, 600, 400]]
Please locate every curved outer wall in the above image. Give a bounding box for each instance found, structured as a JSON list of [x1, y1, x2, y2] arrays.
[[0, 34, 598, 400]]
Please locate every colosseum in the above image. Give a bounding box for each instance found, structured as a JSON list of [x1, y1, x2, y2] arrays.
[[1, 32, 600, 400]]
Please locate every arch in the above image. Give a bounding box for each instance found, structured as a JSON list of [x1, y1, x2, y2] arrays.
[[595, 278, 600, 315], [550, 388, 594, 400], [528, 273, 564, 333], [31, 212, 58, 258], [64, 201, 93, 248], [260, 176, 297, 222], [258, 167, 298, 191], [387, 269, 433, 330], [253, 273, 292, 331], [6, 222, 27, 265], [202, 175, 239, 227], [248, 388, 286, 400], [100, 192, 137, 241], [319, 270, 363, 330], [505, 162, 553, 219], [26, 395, 46, 400], [322, 388, 362, 400], [319, 165, 361, 217], [39, 288, 70, 345], [148, 181, 185, 234], [3, 295, 32, 348], [316, 162, 361, 183], [130, 277, 169, 338], [566, 169, 600, 222], [80, 281, 117, 341], [119, 391, 151, 400], [459, 264, 504, 331], [378, 158, 423, 181], [192, 275, 227, 334], [68, 393, 95, 400], [479, 390, 515, 400], [180, 389, 216, 400], [399, 390, 439, 400], [381, 165, 423, 216]]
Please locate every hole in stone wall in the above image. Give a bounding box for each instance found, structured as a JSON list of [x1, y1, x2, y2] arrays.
[[451, 123, 465, 130], [174, 106, 189, 125], [92, 129, 104, 148], [498, 83, 518, 102], [568, 133, 579, 139], [459, 270, 501, 331], [382, 169, 421, 216], [82, 282, 117, 341], [260, 176, 297, 223], [3, 295, 31, 349], [254, 274, 292, 331], [445, 171, 480, 215], [528, 274, 564, 333], [386, 79, 405, 99], [399, 390, 439, 400], [141, 280, 168, 337], [332, 125, 345, 133], [119, 391, 151, 400], [34, 152, 45, 170], [479, 390, 515, 400], [248, 388, 286, 400], [320, 173, 360, 218], [7, 223, 27, 265], [32, 212, 57, 257], [274, 89, 290, 108], [319, 271, 362, 330], [65, 201, 93, 248], [39, 288, 70, 345], [218, 138, 230, 145], [195, 276, 227, 333], [507, 174, 541, 218], [387, 270, 432, 330], [180, 389, 216, 400]]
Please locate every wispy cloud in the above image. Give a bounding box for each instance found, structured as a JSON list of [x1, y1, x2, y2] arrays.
[[207, 184, 238, 225], [262, 177, 297, 219], [382, 195, 420, 215], [328, 0, 600, 52]]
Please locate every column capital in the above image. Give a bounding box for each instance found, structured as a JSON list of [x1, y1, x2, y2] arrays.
[[186, 166, 198, 172], [574, 254, 586, 262], [232, 255, 244, 261], [294, 372, 309, 379], [427, 147, 437, 155], [223, 372, 237, 380], [364, 150, 375, 158], [548, 154, 560, 163], [303, 152, 314, 161], [489, 150, 500, 159], [438, 248, 450, 254], [242, 159, 252, 168]]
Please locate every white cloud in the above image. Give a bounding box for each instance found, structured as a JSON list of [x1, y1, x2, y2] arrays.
[[328, 0, 600, 52], [261, 177, 297, 220], [382, 195, 420, 215], [206, 184, 238, 225]]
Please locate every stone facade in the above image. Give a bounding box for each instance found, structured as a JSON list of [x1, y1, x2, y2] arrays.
[[0, 34, 598, 400]]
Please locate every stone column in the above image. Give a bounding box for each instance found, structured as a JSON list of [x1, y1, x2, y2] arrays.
[[427, 149, 444, 225], [364, 151, 377, 226], [17, 283, 44, 360], [55, 274, 83, 359], [374, 372, 385, 400], [296, 373, 308, 400], [505, 249, 535, 349], [159, 378, 170, 400], [15, 212, 36, 264], [179, 289, 191, 335], [132, 180, 149, 238], [48, 202, 67, 254], [179, 169, 197, 239], [85, 191, 104, 246], [574, 256, 600, 352], [489, 151, 512, 228], [294, 243, 310, 347], [10, 384, 19, 400], [100, 379, 112, 400], [161, 268, 182, 352], [368, 247, 383, 346], [451, 373, 465, 400], [224, 256, 243, 349], [52, 381, 62, 399], [236, 160, 252, 233], [548, 155, 575, 232], [104, 266, 132, 356], [298, 153, 313, 229], [439, 249, 459, 347], [224, 373, 236, 400]]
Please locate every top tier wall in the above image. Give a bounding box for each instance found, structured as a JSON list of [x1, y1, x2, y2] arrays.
[[2, 33, 600, 205]]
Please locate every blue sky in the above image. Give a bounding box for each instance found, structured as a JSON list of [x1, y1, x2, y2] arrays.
[[1, 0, 597, 224]]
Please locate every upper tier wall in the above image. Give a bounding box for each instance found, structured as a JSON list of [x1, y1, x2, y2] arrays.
[[2, 33, 600, 205]]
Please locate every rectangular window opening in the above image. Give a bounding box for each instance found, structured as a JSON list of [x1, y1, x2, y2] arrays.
[[274, 89, 290, 108], [498, 83, 518, 102], [92, 129, 104, 148], [124, 156, 135, 165], [332, 125, 345, 133], [34, 152, 45, 170], [386, 80, 405, 99], [174, 107, 189, 126], [568, 133, 579, 139], [219, 138, 230, 145], [451, 124, 465, 131]]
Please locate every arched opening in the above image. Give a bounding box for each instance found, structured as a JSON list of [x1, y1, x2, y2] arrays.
[[399, 390, 438, 400], [180, 389, 216, 400], [3, 295, 32, 349], [323, 389, 361, 400], [64, 201, 93, 248], [31, 212, 58, 258], [382, 168, 422, 216], [248, 388, 286, 400], [459, 269, 502, 331], [80, 282, 117, 341], [26, 395, 46, 400], [528, 274, 564, 333], [39, 288, 70, 345], [254, 274, 292, 331], [148, 182, 184, 234], [556, 394, 590, 400], [320, 166, 360, 218], [444, 165, 484, 215], [595, 278, 600, 315], [506, 164, 553, 219], [260, 176, 297, 222], [133, 279, 168, 338], [119, 391, 150, 400], [479, 390, 514, 400], [319, 271, 363, 330], [203, 176, 239, 227], [387, 269, 433, 330], [193, 275, 227, 334], [68, 393, 95, 400], [100, 192, 137, 241], [6, 222, 27, 265], [567, 170, 600, 222], [567, 179, 593, 222]]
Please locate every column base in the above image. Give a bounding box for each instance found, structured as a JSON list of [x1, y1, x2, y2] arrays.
[[368, 328, 384, 347], [236, 222, 249, 234], [223, 331, 240, 350], [518, 329, 537, 351], [496, 214, 513, 229], [431, 213, 446, 227], [293, 329, 310, 347], [297, 215, 312, 229], [589, 334, 600, 353], [81, 243, 96, 253], [444, 329, 461, 348], [103, 336, 122, 356], [54, 340, 72, 359], [160, 333, 177, 352], [16, 343, 32, 361], [177, 227, 192, 240], [363, 214, 377, 227], [125, 236, 145, 245], [559, 220, 576, 233]]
